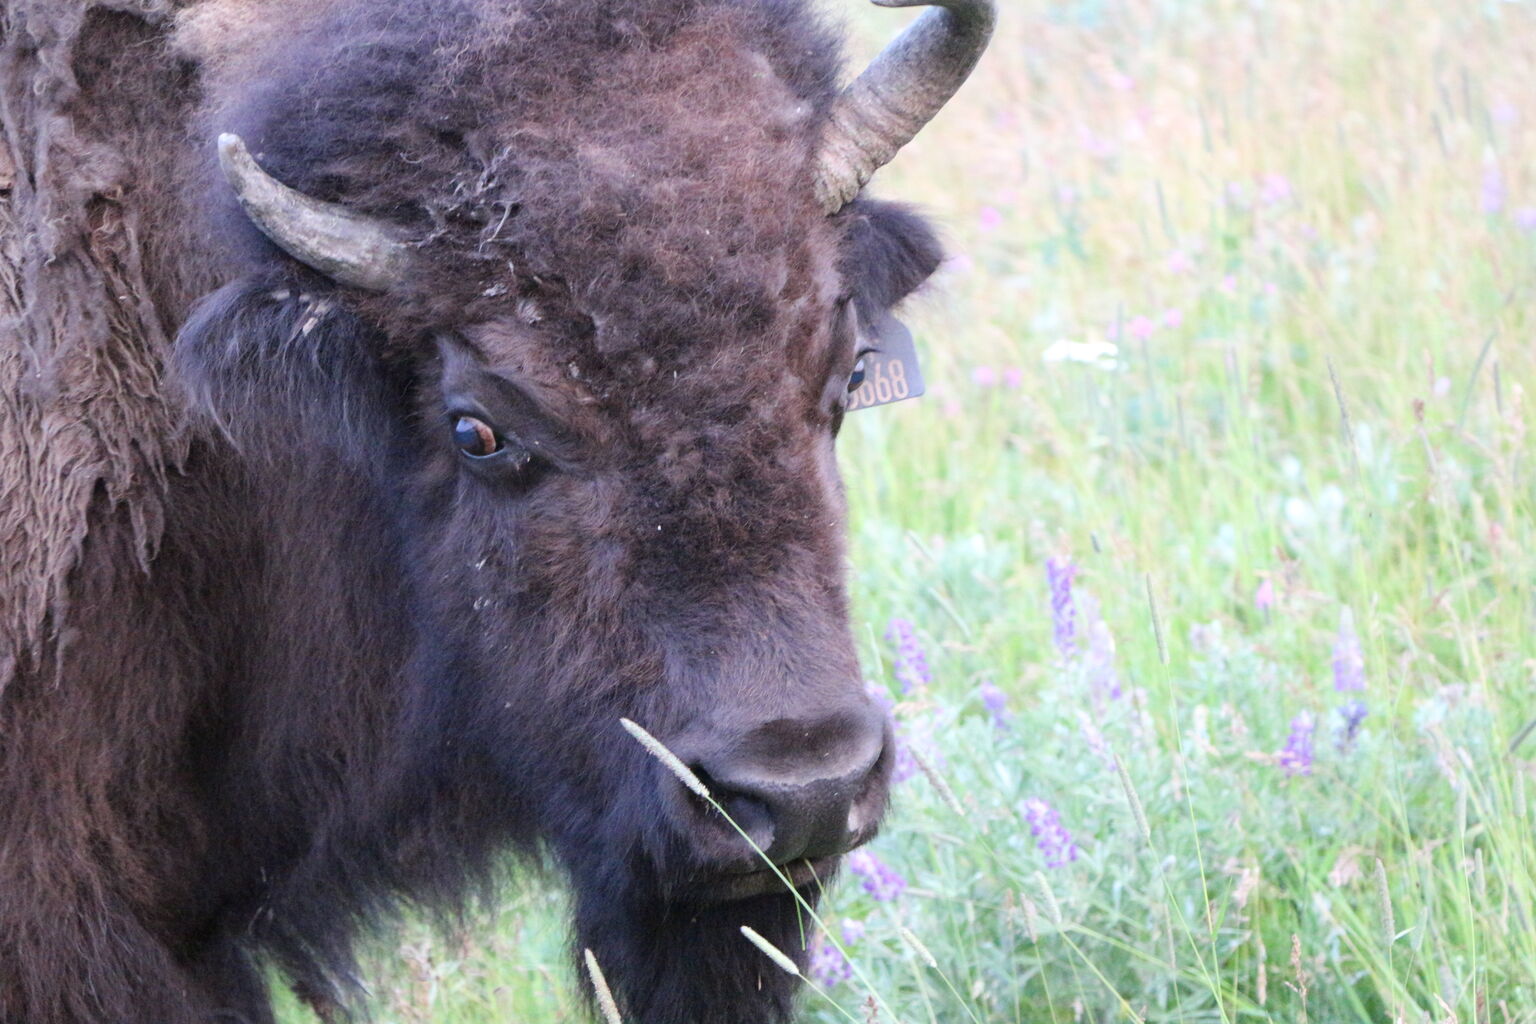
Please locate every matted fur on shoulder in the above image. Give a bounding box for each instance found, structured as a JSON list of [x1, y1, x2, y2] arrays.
[[0, 2, 218, 697]]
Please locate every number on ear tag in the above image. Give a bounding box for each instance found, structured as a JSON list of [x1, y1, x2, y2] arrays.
[[846, 313, 926, 413]]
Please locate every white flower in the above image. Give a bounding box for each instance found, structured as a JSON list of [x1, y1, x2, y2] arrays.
[[1042, 338, 1119, 369]]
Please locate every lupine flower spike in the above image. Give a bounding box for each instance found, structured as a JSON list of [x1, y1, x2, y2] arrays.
[[1332, 607, 1365, 693], [1332, 607, 1368, 750], [979, 679, 1009, 729], [846, 849, 906, 901], [885, 618, 932, 693], [1278, 712, 1316, 776], [1045, 556, 1078, 658], [1022, 797, 1081, 868], [1084, 618, 1121, 702], [1338, 700, 1368, 749], [807, 932, 852, 987]]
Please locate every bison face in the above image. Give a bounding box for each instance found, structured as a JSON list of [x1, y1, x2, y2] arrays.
[[390, 198, 937, 1019], [193, 0, 989, 1017], [421, 304, 895, 898]]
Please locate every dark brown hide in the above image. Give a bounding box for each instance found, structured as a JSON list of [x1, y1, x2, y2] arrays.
[[0, 1, 949, 1022]]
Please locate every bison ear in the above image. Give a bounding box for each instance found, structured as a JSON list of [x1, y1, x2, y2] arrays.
[[839, 200, 945, 317], [175, 274, 405, 455]]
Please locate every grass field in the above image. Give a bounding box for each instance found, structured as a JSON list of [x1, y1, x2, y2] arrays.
[[278, 0, 1536, 1020]]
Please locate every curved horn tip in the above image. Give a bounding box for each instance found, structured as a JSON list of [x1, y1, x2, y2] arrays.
[[870, 0, 996, 13], [813, 0, 996, 212], [215, 129, 417, 291], [216, 133, 252, 176]]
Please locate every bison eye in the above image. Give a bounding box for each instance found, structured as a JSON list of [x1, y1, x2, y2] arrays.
[[848, 351, 873, 393], [452, 415, 502, 458]]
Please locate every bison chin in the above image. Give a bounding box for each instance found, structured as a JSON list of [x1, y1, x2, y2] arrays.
[[569, 864, 827, 1024], [523, 724, 883, 1024]]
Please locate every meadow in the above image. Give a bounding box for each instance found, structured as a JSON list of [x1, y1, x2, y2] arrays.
[[278, 0, 1536, 1019]]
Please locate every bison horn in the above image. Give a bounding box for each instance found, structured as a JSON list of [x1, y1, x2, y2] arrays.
[[217, 133, 417, 291], [812, 0, 996, 213]]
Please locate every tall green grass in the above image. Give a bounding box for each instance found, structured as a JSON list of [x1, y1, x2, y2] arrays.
[[279, 0, 1536, 1020]]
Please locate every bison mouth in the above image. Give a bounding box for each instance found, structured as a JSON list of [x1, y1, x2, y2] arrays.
[[692, 855, 839, 903]]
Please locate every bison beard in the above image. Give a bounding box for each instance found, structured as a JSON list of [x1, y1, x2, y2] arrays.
[[0, 0, 983, 1021]]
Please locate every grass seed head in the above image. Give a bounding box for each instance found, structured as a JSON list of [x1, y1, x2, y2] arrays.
[[583, 949, 624, 1024], [1375, 858, 1396, 949], [619, 718, 710, 800], [1113, 755, 1151, 845], [911, 747, 965, 817], [740, 926, 800, 977], [899, 926, 938, 969]]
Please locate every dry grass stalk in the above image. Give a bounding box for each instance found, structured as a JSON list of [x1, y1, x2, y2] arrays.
[[1285, 934, 1309, 1024], [1256, 935, 1267, 1006], [1144, 574, 1169, 666]]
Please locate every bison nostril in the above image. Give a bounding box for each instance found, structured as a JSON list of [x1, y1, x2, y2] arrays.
[[684, 703, 892, 868], [687, 766, 778, 855]]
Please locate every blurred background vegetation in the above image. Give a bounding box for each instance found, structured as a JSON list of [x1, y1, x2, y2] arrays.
[[279, 0, 1536, 1020]]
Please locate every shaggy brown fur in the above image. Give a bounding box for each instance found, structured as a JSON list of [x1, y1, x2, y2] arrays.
[[0, 1, 948, 1021], [0, 4, 209, 692]]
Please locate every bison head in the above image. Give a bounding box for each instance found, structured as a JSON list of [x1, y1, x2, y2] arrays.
[[182, 0, 991, 1019]]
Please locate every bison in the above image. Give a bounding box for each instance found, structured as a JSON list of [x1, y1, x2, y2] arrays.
[[0, 0, 992, 1020]]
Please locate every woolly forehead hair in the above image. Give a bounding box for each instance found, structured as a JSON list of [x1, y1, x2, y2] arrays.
[[203, 0, 853, 383]]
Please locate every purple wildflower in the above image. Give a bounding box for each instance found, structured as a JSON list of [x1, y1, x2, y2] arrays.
[[807, 932, 852, 987], [1337, 699, 1368, 750], [1259, 172, 1293, 205], [979, 679, 1010, 729], [1045, 557, 1078, 658], [885, 618, 932, 693], [891, 735, 918, 783], [978, 206, 1003, 232], [1255, 577, 1275, 612], [840, 918, 866, 945], [1515, 207, 1536, 231], [863, 679, 896, 715], [1482, 160, 1506, 215], [1128, 315, 1156, 341], [1075, 709, 1113, 769], [1160, 308, 1183, 329], [846, 850, 906, 901], [1085, 620, 1122, 702], [1277, 711, 1316, 776], [1022, 797, 1081, 868], [1002, 366, 1024, 389], [1332, 607, 1365, 693], [1075, 591, 1120, 702]]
